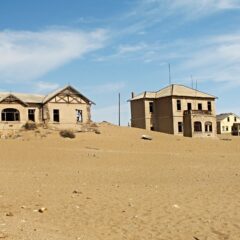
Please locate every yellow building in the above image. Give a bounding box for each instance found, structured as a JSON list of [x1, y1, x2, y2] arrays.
[[129, 84, 217, 137], [217, 113, 240, 134], [0, 85, 95, 130]]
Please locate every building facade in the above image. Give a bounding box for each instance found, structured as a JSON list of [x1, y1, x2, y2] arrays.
[[0, 85, 95, 130], [130, 84, 217, 137], [217, 113, 240, 134]]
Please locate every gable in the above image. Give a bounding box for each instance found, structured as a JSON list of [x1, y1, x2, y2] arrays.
[[0, 94, 28, 106], [47, 87, 89, 104]]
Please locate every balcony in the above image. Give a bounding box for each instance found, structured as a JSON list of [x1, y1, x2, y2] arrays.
[[184, 110, 212, 115]]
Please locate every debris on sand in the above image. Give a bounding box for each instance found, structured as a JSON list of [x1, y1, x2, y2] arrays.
[[5, 212, 13, 217], [0, 232, 7, 239], [38, 207, 47, 213], [141, 135, 152, 140]]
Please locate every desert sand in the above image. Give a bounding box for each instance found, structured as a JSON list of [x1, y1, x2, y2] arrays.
[[0, 124, 240, 240]]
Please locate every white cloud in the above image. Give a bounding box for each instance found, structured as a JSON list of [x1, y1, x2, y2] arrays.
[[35, 81, 60, 92], [83, 82, 126, 94], [0, 28, 107, 82]]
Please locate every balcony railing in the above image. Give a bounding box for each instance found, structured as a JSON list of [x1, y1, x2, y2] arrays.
[[184, 110, 212, 115]]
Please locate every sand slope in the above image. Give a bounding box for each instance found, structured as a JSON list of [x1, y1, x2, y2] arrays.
[[0, 125, 240, 240]]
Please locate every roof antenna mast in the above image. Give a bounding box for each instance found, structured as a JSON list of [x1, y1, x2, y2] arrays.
[[168, 63, 171, 85]]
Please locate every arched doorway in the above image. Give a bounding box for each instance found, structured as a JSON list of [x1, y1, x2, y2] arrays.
[[205, 121, 213, 132], [1, 108, 20, 121]]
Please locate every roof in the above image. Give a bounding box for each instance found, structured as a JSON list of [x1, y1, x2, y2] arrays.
[[217, 113, 240, 121], [0, 92, 44, 104], [0, 85, 95, 105], [130, 84, 216, 101]]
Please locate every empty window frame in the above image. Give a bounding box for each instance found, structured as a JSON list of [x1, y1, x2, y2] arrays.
[[178, 122, 183, 133], [1, 108, 20, 121], [234, 117, 237, 122], [227, 117, 230, 122], [149, 102, 154, 113], [28, 109, 35, 122], [53, 109, 60, 122], [76, 109, 83, 122], [226, 126, 229, 131], [177, 100, 181, 111], [187, 103, 192, 111], [207, 101, 212, 111], [205, 122, 213, 132], [194, 121, 202, 132], [198, 103, 202, 111]]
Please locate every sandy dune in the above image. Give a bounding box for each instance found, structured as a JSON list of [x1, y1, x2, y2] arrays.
[[0, 124, 240, 240]]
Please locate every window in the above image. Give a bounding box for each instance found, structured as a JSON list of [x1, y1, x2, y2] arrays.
[[187, 103, 192, 111], [53, 109, 60, 122], [205, 122, 212, 132], [149, 102, 154, 113], [194, 121, 202, 132], [28, 109, 35, 122], [226, 126, 229, 131], [198, 103, 202, 110], [177, 100, 181, 111], [227, 117, 230, 122], [76, 109, 83, 122], [1, 108, 20, 121], [150, 126, 154, 131], [234, 117, 237, 122], [207, 101, 212, 111], [178, 122, 183, 133]]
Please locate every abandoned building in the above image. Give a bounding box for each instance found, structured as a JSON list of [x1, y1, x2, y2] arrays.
[[217, 113, 240, 134], [0, 85, 95, 129], [129, 84, 217, 137]]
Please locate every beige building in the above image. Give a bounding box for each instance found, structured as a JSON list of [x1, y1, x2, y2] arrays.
[[130, 84, 217, 137], [0, 85, 95, 130], [217, 113, 240, 134]]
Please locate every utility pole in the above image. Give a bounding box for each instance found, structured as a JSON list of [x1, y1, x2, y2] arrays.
[[118, 93, 121, 126]]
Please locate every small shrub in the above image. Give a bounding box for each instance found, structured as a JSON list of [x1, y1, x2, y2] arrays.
[[23, 121, 37, 130], [59, 130, 76, 139]]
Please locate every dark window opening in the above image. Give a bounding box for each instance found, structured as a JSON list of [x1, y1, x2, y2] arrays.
[[53, 109, 60, 122], [76, 109, 83, 122], [149, 102, 154, 113], [177, 100, 181, 111], [227, 117, 230, 122], [178, 122, 183, 133], [1, 108, 20, 121], [198, 103, 202, 110], [194, 121, 202, 132], [226, 126, 229, 131], [205, 122, 213, 132], [28, 109, 35, 122], [187, 103, 192, 111], [207, 101, 212, 111], [150, 126, 154, 131], [234, 117, 237, 122]]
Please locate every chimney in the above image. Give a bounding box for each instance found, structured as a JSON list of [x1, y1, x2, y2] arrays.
[[131, 92, 135, 98]]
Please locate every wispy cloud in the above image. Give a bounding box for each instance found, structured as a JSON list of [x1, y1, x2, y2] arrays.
[[83, 82, 126, 94], [0, 28, 108, 82], [35, 81, 60, 92]]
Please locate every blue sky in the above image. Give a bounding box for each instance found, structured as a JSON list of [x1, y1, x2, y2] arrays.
[[0, 0, 240, 124]]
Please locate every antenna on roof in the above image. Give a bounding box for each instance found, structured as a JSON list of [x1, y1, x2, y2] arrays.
[[191, 75, 193, 89], [168, 63, 171, 85]]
